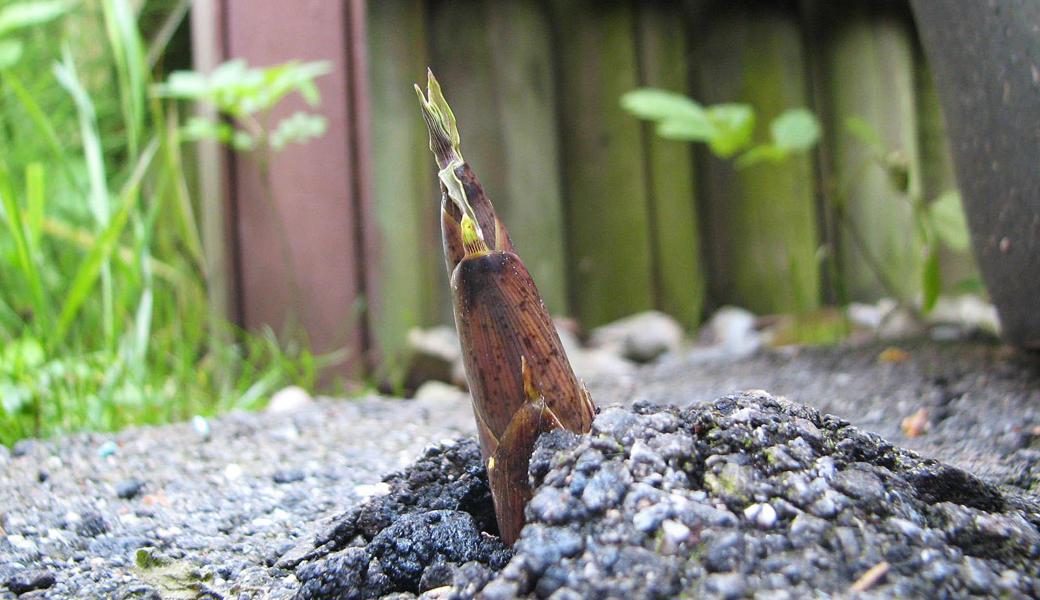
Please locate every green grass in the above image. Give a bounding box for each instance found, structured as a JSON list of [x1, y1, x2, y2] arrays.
[[0, 0, 323, 446]]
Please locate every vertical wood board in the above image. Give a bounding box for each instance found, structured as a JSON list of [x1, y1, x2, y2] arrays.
[[190, 0, 238, 330], [367, 0, 443, 369], [551, 0, 654, 328], [820, 3, 922, 303], [224, 0, 364, 374], [695, 4, 821, 315], [635, 1, 705, 329], [486, 0, 568, 314]]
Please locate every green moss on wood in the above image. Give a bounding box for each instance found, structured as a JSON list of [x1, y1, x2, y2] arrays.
[[368, 0, 443, 364], [636, 2, 705, 330], [822, 3, 922, 302], [552, 0, 654, 327], [695, 6, 821, 315], [432, 0, 568, 314]]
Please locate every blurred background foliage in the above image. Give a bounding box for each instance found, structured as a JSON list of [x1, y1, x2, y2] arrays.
[[0, 0, 978, 444], [0, 0, 321, 445], [370, 0, 976, 371]]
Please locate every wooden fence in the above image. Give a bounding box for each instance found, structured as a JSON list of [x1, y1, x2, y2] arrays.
[[195, 0, 970, 378]]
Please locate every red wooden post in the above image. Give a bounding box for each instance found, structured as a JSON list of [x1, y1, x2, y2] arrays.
[[199, 0, 374, 379]]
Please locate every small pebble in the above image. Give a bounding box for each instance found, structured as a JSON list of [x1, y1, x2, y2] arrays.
[[5, 570, 56, 594], [744, 503, 777, 529], [660, 519, 691, 554], [97, 441, 118, 458], [223, 463, 243, 481], [115, 478, 144, 500], [192, 416, 211, 440], [272, 469, 305, 484]]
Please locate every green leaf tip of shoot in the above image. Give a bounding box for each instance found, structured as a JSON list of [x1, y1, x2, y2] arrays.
[[415, 70, 482, 234], [460, 213, 489, 257], [415, 68, 462, 169]]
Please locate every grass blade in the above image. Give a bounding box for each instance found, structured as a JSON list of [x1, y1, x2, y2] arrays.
[[0, 167, 49, 330], [54, 47, 110, 224], [24, 162, 45, 247], [51, 138, 158, 347], [146, 0, 190, 69], [2, 71, 82, 192], [101, 0, 146, 159], [54, 45, 115, 345]]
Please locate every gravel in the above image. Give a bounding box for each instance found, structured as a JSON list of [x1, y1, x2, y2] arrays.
[[0, 396, 475, 599], [1, 338, 1038, 599], [293, 391, 1040, 599]]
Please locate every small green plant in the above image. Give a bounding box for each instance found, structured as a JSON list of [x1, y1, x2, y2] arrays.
[[622, 88, 973, 320], [841, 115, 972, 313], [156, 59, 331, 153], [156, 59, 331, 326], [620, 87, 820, 166], [0, 0, 73, 69], [0, 0, 324, 445]]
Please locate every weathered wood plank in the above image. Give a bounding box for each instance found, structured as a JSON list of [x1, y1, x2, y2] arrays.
[[550, 0, 654, 328], [190, 0, 237, 332], [635, 0, 704, 329], [817, 2, 922, 302], [693, 3, 821, 315], [486, 0, 568, 314], [431, 0, 568, 315], [224, 0, 364, 375], [367, 0, 443, 369]]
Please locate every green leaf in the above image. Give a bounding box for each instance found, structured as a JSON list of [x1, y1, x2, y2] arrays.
[[952, 276, 985, 295], [928, 191, 970, 251], [181, 116, 233, 144], [157, 59, 331, 125], [770, 108, 820, 151], [0, 167, 49, 329], [24, 162, 45, 249], [706, 103, 755, 158], [155, 70, 210, 99], [269, 111, 327, 150], [3, 70, 80, 190], [922, 245, 941, 313], [230, 131, 255, 151], [845, 115, 883, 151], [50, 139, 158, 347], [0, 0, 72, 37], [2, 337, 44, 371], [620, 88, 708, 122], [657, 116, 714, 142], [0, 39, 23, 69], [735, 144, 789, 168]]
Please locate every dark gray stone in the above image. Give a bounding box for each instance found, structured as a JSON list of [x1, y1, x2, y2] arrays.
[[5, 570, 55, 595], [115, 478, 144, 500]]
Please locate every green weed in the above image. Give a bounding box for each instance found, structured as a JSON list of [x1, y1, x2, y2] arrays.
[[0, 0, 324, 445]]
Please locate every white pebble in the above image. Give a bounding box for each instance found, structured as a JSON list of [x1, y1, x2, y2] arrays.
[[7, 535, 36, 552], [193, 415, 211, 439], [223, 463, 243, 480], [354, 482, 390, 499], [744, 502, 777, 529], [665, 519, 690, 540], [266, 386, 313, 414]]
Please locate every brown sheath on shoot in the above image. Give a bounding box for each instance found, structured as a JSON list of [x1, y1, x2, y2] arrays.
[[415, 70, 595, 546]]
